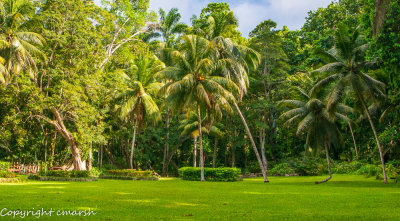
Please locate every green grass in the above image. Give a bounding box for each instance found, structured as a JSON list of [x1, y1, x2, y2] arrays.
[[0, 175, 399, 220]]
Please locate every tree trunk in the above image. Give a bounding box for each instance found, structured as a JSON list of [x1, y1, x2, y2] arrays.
[[162, 111, 170, 176], [316, 142, 332, 184], [260, 128, 268, 174], [197, 104, 205, 182], [50, 132, 56, 168], [44, 134, 48, 173], [100, 145, 103, 169], [231, 145, 235, 168], [97, 145, 101, 168], [130, 120, 138, 169], [348, 122, 358, 159], [88, 142, 92, 171], [38, 108, 84, 170], [233, 102, 269, 182], [193, 137, 197, 167], [212, 138, 218, 168], [357, 90, 388, 184]]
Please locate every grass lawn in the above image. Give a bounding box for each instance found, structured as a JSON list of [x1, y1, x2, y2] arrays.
[[0, 175, 399, 220]]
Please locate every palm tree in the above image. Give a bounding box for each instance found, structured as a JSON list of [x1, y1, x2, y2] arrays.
[[0, 0, 46, 85], [179, 112, 222, 167], [118, 53, 164, 169], [280, 87, 354, 184], [311, 24, 389, 183], [210, 36, 271, 182], [163, 35, 238, 181], [156, 8, 188, 48]]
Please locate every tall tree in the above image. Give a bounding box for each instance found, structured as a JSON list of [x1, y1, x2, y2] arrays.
[[280, 87, 354, 183], [163, 35, 238, 181], [117, 52, 164, 169], [311, 24, 388, 183]]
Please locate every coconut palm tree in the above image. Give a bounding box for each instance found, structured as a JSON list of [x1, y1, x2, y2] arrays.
[[156, 8, 188, 47], [280, 87, 354, 184], [0, 0, 46, 85], [163, 35, 238, 181], [210, 36, 271, 182], [179, 112, 222, 167], [118, 53, 164, 169], [310, 24, 389, 183]]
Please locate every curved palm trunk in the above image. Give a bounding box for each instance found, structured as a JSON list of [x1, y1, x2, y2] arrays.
[[197, 104, 205, 182], [316, 142, 332, 184], [193, 137, 197, 167], [130, 120, 138, 169], [357, 90, 388, 184], [233, 102, 269, 182], [348, 122, 358, 159]]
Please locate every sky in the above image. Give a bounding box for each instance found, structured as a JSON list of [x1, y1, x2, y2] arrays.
[[95, 0, 333, 37]]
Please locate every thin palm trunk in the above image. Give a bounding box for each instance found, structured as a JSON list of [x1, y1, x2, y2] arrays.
[[212, 138, 218, 168], [348, 122, 358, 159], [162, 111, 170, 176], [50, 132, 56, 168], [197, 104, 205, 182], [88, 142, 92, 171], [260, 128, 268, 173], [316, 142, 332, 184], [356, 90, 388, 184], [233, 101, 269, 182], [130, 119, 138, 169], [193, 137, 197, 167]]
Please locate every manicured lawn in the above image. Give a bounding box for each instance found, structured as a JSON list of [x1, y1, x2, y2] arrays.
[[0, 175, 399, 220]]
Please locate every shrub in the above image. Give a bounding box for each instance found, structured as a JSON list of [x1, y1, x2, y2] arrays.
[[0, 161, 11, 171], [179, 167, 241, 182], [288, 157, 323, 176], [332, 161, 364, 174], [0, 176, 27, 183], [89, 167, 101, 177], [104, 169, 154, 178], [357, 164, 381, 178], [99, 175, 158, 181], [0, 171, 17, 178], [269, 163, 296, 176], [45, 170, 91, 178]]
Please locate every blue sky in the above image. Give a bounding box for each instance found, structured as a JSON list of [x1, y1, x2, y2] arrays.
[[95, 0, 333, 36]]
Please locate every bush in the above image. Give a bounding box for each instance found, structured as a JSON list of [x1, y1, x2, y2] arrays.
[[179, 167, 241, 182], [89, 167, 101, 177], [269, 163, 296, 176], [287, 157, 324, 176], [0, 176, 27, 183], [28, 175, 97, 182], [357, 164, 381, 178], [0, 161, 11, 171], [332, 161, 364, 174], [99, 175, 158, 181], [45, 170, 91, 178], [104, 169, 154, 178], [0, 171, 17, 178]]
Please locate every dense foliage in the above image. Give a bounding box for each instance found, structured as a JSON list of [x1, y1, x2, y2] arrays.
[[0, 0, 399, 184]]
